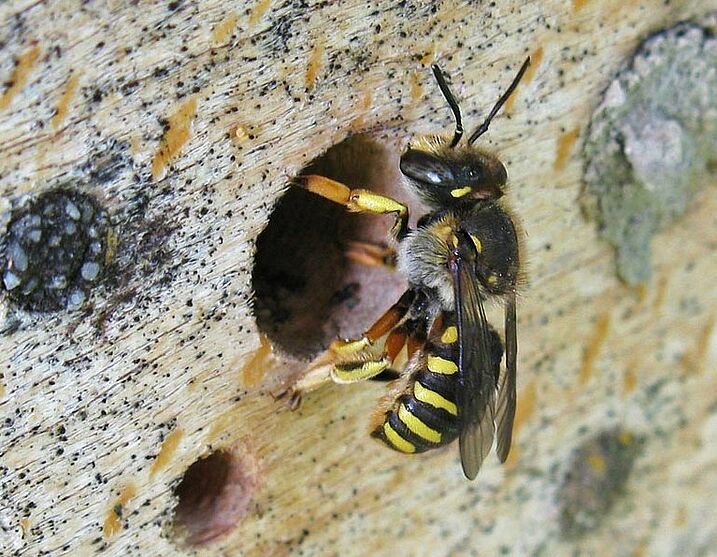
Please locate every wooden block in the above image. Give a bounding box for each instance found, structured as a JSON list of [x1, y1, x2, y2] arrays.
[[1, 1, 715, 555]]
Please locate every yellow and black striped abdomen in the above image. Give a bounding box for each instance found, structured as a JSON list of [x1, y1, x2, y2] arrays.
[[372, 321, 462, 454]]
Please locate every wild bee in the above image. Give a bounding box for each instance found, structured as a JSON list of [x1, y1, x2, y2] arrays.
[[287, 59, 529, 479]]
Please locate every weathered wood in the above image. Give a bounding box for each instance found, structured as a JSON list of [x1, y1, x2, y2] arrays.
[[1, 1, 716, 556]]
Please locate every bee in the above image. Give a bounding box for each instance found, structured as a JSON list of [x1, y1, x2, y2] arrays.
[[288, 59, 529, 479]]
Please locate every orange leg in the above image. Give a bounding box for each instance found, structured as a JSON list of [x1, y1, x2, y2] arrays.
[[278, 314, 430, 406], [275, 289, 416, 409], [384, 327, 408, 363], [332, 311, 432, 386], [344, 240, 397, 270], [329, 289, 415, 357], [328, 289, 416, 383], [367, 317, 429, 383]]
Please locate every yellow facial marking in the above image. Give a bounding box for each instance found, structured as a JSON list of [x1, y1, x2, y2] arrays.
[[449, 234, 459, 248], [487, 274, 499, 285], [470, 234, 482, 253], [440, 326, 458, 344], [414, 382, 458, 415], [450, 186, 472, 198], [398, 404, 442, 443], [427, 355, 458, 374], [333, 359, 387, 383], [383, 422, 416, 453]]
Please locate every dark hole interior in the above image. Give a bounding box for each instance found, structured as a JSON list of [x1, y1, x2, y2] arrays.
[[252, 135, 418, 359], [173, 450, 255, 547]]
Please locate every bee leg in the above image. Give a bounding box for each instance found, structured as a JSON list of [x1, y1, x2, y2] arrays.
[[405, 316, 429, 359], [333, 313, 429, 384], [296, 174, 409, 239], [328, 288, 415, 360], [332, 320, 408, 383], [274, 340, 394, 410], [280, 331, 402, 408], [343, 240, 397, 270], [371, 369, 402, 382], [278, 289, 417, 405], [371, 317, 427, 382], [275, 363, 333, 409]]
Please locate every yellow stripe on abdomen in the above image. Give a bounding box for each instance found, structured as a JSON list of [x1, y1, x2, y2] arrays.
[[413, 382, 458, 416], [398, 404, 442, 443], [383, 422, 416, 453], [427, 355, 458, 374], [440, 326, 458, 344]]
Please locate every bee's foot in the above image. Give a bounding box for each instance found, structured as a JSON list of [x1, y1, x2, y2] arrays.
[[271, 386, 304, 411]]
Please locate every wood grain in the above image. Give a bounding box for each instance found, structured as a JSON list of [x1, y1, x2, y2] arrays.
[[1, 1, 715, 556]]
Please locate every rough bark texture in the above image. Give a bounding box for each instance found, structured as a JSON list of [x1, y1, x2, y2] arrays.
[[1, 1, 716, 556]]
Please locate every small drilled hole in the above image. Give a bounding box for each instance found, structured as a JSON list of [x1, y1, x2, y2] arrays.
[[173, 448, 259, 547], [252, 135, 417, 359]]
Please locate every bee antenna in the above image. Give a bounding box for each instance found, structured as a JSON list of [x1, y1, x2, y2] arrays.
[[468, 57, 531, 144], [431, 64, 463, 148]]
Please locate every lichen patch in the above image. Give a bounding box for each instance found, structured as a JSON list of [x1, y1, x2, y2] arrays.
[[582, 17, 717, 284]]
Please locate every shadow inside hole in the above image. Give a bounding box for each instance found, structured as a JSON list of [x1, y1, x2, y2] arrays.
[[252, 135, 417, 359], [173, 449, 257, 547]]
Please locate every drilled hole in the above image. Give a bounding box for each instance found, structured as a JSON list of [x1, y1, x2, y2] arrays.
[[173, 447, 259, 547], [252, 135, 417, 359]]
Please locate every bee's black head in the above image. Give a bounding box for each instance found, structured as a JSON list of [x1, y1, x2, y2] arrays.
[[399, 146, 506, 208], [403, 58, 530, 209]]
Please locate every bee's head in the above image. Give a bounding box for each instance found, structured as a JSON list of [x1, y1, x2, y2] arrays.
[[403, 59, 530, 209], [400, 143, 506, 207]]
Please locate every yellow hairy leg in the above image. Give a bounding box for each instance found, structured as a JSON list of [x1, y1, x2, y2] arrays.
[[298, 175, 408, 237]]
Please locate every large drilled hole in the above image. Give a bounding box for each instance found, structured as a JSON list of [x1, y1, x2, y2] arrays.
[[252, 135, 420, 359], [173, 447, 259, 547]]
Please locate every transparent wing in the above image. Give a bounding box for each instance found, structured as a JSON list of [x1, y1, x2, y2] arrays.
[[495, 292, 517, 462], [450, 249, 496, 480]]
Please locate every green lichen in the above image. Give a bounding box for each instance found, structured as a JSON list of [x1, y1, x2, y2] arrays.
[[558, 429, 643, 539], [582, 16, 717, 285]]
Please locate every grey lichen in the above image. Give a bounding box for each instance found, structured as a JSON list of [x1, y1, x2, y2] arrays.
[[582, 15, 717, 285], [0, 188, 109, 312]]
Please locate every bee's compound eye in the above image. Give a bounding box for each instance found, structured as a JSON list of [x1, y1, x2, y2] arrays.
[[425, 171, 443, 184], [463, 164, 486, 184], [400, 149, 455, 185]]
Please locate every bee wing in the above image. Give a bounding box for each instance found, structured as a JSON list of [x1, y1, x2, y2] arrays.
[[450, 250, 496, 480], [495, 292, 517, 462]]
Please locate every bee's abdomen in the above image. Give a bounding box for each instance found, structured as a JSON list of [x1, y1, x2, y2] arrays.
[[372, 324, 461, 454]]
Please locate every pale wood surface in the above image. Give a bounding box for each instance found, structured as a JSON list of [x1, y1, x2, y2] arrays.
[[1, 1, 716, 556]]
